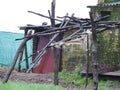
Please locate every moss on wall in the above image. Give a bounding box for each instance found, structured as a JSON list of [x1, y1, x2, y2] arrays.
[[91, 0, 120, 70], [62, 40, 86, 72], [62, 0, 120, 72]]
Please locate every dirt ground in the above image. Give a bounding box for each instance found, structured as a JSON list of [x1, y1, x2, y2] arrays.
[[0, 67, 120, 90], [0, 68, 83, 89]]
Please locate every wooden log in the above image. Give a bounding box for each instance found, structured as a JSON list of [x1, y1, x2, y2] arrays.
[[28, 10, 62, 22], [2, 30, 32, 83]]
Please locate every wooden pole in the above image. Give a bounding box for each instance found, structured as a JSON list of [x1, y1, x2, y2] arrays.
[[52, 47, 59, 85], [18, 48, 24, 72], [50, 0, 59, 85], [85, 33, 90, 88], [2, 31, 32, 83], [51, 0, 55, 27], [89, 12, 98, 90], [24, 30, 29, 69]]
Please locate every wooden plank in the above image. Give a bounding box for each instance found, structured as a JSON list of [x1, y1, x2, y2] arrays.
[[101, 71, 120, 76], [81, 70, 120, 77]]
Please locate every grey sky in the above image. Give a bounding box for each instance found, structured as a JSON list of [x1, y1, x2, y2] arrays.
[[0, 0, 97, 33]]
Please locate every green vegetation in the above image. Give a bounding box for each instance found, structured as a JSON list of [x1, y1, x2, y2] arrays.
[[0, 81, 66, 90], [97, 30, 120, 70], [60, 70, 119, 90], [98, 20, 120, 69], [0, 71, 119, 90], [60, 70, 93, 85], [93, 0, 120, 71]]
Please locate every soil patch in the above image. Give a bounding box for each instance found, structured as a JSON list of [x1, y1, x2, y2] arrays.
[[0, 67, 120, 90], [0, 68, 82, 89]]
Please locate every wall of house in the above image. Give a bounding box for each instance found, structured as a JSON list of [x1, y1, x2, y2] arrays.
[[91, 0, 120, 71]]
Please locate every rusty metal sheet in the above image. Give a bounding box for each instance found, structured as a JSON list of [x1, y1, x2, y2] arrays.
[[33, 36, 54, 74]]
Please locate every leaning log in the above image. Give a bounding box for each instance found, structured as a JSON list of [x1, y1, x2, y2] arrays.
[[2, 30, 32, 83], [18, 48, 24, 72]]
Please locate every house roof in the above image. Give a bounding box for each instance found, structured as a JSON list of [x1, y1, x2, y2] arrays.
[[88, 1, 120, 8], [98, 1, 120, 7]]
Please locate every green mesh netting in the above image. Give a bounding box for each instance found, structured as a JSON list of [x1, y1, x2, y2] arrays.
[[0, 31, 32, 69]]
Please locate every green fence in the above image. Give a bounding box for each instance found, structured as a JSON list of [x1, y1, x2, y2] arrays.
[[0, 31, 32, 69]]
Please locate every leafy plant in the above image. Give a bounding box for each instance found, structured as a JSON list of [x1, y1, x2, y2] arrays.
[[59, 70, 119, 90]]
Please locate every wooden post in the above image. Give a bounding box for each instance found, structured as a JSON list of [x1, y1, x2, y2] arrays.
[[18, 49, 24, 72], [32, 31, 39, 61], [2, 31, 32, 83], [85, 33, 90, 88], [51, 0, 56, 27], [89, 12, 98, 90], [24, 30, 29, 69], [51, 0, 59, 85], [52, 47, 59, 85]]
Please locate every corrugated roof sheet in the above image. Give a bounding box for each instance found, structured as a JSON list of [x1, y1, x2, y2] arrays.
[[87, 1, 120, 8], [98, 1, 120, 7]]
